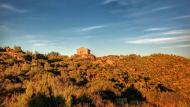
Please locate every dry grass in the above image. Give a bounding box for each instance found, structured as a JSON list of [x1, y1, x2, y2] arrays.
[[0, 46, 190, 107]]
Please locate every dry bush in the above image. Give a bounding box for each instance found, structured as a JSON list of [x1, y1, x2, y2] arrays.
[[0, 46, 190, 107]]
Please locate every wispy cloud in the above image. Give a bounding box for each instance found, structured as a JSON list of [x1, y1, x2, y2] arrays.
[[29, 40, 52, 43], [126, 36, 190, 44], [21, 35, 35, 39], [28, 39, 54, 47], [78, 25, 105, 32], [145, 27, 170, 32], [161, 44, 190, 49], [102, 0, 127, 6], [103, 0, 117, 4], [0, 4, 28, 13], [0, 25, 11, 31], [129, 6, 173, 17], [173, 15, 190, 20], [32, 43, 47, 47], [140, 29, 190, 38], [152, 6, 172, 12], [102, 0, 143, 6], [161, 30, 189, 35]]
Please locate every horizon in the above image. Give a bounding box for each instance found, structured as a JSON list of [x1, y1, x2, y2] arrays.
[[1, 0, 190, 57], [2, 45, 190, 58]]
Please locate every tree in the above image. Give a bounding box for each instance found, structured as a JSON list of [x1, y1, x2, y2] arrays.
[[33, 51, 47, 60], [47, 51, 62, 62], [0, 47, 6, 52], [14, 46, 23, 52]]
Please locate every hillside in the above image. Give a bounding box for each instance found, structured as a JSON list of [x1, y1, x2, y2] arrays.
[[0, 46, 190, 107]]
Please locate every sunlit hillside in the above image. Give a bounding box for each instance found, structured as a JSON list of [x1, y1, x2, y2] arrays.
[[0, 46, 190, 107]]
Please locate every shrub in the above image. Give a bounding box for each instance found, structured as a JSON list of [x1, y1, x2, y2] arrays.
[[14, 46, 23, 53], [28, 93, 65, 107]]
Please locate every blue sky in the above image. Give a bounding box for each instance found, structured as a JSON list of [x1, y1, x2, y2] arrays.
[[0, 0, 190, 57]]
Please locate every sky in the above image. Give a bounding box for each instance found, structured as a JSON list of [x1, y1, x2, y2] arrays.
[[0, 0, 190, 57]]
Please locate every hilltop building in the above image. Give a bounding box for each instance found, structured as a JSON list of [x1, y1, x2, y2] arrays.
[[76, 47, 96, 60], [77, 47, 91, 56]]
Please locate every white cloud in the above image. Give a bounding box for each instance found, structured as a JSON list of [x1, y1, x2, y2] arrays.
[[161, 30, 188, 35], [29, 40, 52, 43], [152, 6, 172, 12], [102, 0, 128, 6], [161, 44, 190, 49], [28, 39, 53, 47], [78, 25, 105, 32], [129, 6, 173, 17], [139, 29, 190, 38], [32, 43, 46, 47], [102, 0, 143, 6], [145, 27, 170, 32], [173, 15, 190, 20], [126, 36, 190, 44], [103, 0, 118, 4], [0, 4, 28, 13]]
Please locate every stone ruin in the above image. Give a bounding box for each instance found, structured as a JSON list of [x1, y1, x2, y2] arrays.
[[77, 47, 91, 56], [76, 47, 96, 60]]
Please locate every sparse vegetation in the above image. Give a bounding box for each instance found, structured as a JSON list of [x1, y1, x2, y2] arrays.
[[0, 46, 190, 107]]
